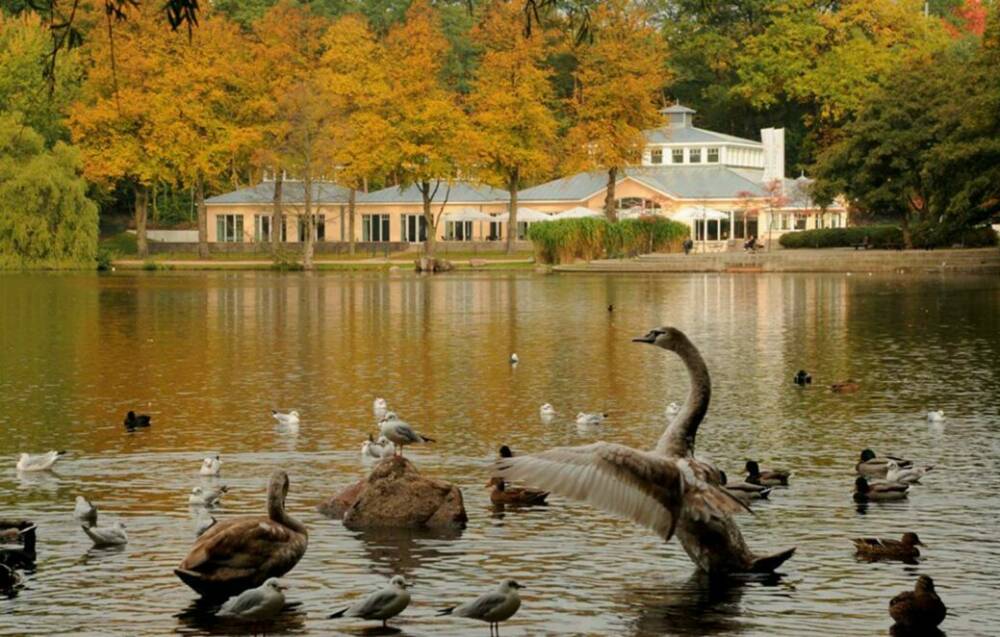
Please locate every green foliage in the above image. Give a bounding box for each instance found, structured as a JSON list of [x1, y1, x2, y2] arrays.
[[100, 231, 138, 255], [0, 114, 98, 269], [528, 216, 689, 264], [96, 246, 114, 270], [779, 226, 902, 249]]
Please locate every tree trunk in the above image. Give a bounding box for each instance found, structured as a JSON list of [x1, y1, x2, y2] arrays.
[[303, 177, 314, 270], [901, 212, 913, 250], [348, 187, 357, 256], [135, 183, 149, 258], [196, 177, 209, 258], [604, 166, 619, 222], [271, 171, 284, 255], [151, 181, 159, 222], [505, 167, 519, 255], [422, 182, 436, 258]]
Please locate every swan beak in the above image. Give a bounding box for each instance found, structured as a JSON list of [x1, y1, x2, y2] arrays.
[[632, 333, 656, 344]]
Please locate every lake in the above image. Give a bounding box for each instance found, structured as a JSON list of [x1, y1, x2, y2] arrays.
[[1, 271, 998, 636]]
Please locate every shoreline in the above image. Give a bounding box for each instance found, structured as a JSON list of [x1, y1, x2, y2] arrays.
[[111, 256, 536, 271]]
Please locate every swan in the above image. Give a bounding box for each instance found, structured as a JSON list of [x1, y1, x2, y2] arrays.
[[217, 578, 286, 620], [495, 326, 795, 575], [539, 403, 556, 420], [438, 579, 522, 634], [74, 496, 98, 527], [176, 471, 307, 599], [271, 410, 300, 426], [189, 485, 228, 507], [886, 460, 933, 484], [926, 410, 945, 423], [200, 455, 222, 477], [16, 451, 65, 472], [82, 520, 128, 547], [379, 413, 433, 456], [328, 575, 411, 627], [575, 412, 607, 426]]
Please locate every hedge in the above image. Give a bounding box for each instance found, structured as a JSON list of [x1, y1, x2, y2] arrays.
[[528, 216, 689, 264], [778, 225, 997, 249]]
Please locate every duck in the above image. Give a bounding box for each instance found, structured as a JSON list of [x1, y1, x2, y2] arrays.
[[16, 450, 66, 472], [175, 470, 307, 599], [575, 412, 607, 426], [188, 485, 228, 507], [217, 578, 286, 620], [855, 449, 913, 478], [539, 403, 556, 420], [886, 460, 933, 484], [488, 478, 549, 506], [853, 532, 924, 561], [271, 409, 300, 427], [0, 522, 36, 569], [854, 476, 909, 502], [379, 413, 433, 457], [793, 370, 812, 386], [510, 353, 519, 365], [719, 470, 772, 501], [665, 402, 681, 418], [926, 410, 945, 423], [831, 380, 860, 393], [328, 575, 411, 627], [745, 460, 790, 486], [123, 410, 151, 429], [82, 520, 128, 547], [438, 579, 523, 634], [200, 455, 222, 477], [494, 327, 795, 575], [0, 563, 20, 592], [889, 575, 947, 629], [74, 496, 98, 527], [373, 397, 388, 420]]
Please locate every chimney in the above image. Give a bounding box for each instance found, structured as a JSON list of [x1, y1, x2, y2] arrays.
[[761, 128, 785, 183]]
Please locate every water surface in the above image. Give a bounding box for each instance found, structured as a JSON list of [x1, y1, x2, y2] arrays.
[[1, 271, 998, 636]]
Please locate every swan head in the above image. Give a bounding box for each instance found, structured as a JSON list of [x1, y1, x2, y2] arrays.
[[499, 579, 523, 591], [389, 575, 408, 589], [859, 448, 876, 462], [632, 327, 685, 350]]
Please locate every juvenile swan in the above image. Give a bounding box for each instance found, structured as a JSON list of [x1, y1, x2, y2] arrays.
[[495, 327, 795, 575], [175, 471, 307, 599]]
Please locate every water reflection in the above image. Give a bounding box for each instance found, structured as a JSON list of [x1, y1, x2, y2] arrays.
[[175, 599, 307, 636], [351, 528, 461, 577]]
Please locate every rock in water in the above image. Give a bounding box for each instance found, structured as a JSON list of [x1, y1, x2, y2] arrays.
[[318, 457, 467, 532]]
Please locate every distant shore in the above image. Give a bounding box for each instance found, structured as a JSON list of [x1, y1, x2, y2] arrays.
[[112, 255, 536, 272]]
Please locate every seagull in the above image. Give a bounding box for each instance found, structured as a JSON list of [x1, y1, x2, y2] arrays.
[[271, 409, 300, 427], [373, 397, 388, 420], [200, 455, 222, 476], [362, 434, 395, 460], [665, 402, 681, 417], [16, 451, 65, 472], [379, 413, 434, 456], [926, 410, 945, 423], [189, 485, 228, 507], [575, 412, 607, 426], [886, 460, 933, 484], [438, 578, 523, 636], [328, 575, 411, 627], [74, 496, 98, 527], [193, 509, 217, 537], [217, 578, 286, 620], [82, 520, 128, 547], [510, 353, 519, 365], [539, 404, 556, 420]]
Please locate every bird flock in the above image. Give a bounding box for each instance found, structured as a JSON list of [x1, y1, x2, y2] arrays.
[[6, 331, 953, 632]]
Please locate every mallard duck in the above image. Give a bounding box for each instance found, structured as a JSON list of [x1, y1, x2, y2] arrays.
[[329, 575, 411, 627], [831, 380, 860, 393], [719, 470, 772, 501], [853, 532, 923, 560], [856, 449, 912, 478], [123, 411, 151, 429], [745, 460, 790, 486], [889, 575, 946, 629], [854, 476, 908, 502], [175, 471, 307, 599], [0, 522, 36, 569], [886, 460, 933, 484], [488, 478, 549, 506], [793, 370, 812, 386]]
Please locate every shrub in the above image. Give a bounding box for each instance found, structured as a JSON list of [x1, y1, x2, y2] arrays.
[[96, 246, 114, 271], [779, 225, 902, 249], [528, 216, 689, 264]]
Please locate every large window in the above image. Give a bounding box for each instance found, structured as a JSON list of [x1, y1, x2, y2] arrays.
[[795, 215, 807, 230], [216, 214, 243, 242], [707, 148, 719, 163], [488, 221, 503, 241], [672, 148, 684, 164], [402, 214, 427, 242], [297, 215, 325, 242], [254, 214, 271, 242], [689, 148, 702, 163], [445, 220, 473, 241], [650, 148, 663, 164], [616, 197, 662, 214], [363, 214, 390, 242]]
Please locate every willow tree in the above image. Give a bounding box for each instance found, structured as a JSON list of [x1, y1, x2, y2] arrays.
[[564, 0, 667, 222], [469, 0, 558, 254]]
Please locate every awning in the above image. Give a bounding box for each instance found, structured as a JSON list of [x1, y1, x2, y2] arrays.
[[494, 207, 554, 223], [554, 206, 603, 219], [442, 207, 494, 222], [671, 206, 729, 221]]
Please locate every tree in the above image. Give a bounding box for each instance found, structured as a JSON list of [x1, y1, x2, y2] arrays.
[[564, 0, 668, 221], [469, 0, 558, 254], [382, 0, 472, 258], [0, 114, 98, 268]]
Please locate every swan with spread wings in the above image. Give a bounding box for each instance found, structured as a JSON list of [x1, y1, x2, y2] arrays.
[[494, 327, 795, 575]]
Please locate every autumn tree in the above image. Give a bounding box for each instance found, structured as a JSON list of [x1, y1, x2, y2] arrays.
[[469, 0, 558, 254], [382, 0, 471, 258], [564, 0, 668, 222]]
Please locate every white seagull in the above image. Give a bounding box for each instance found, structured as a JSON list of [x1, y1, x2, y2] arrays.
[[74, 496, 98, 527], [510, 353, 519, 365], [439, 579, 523, 636], [193, 509, 217, 537], [373, 397, 388, 420], [665, 402, 681, 418], [886, 460, 934, 484], [575, 412, 607, 426], [328, 575, 411, 627], [379, 413, 434, 456], [539, 404, 556, 420], [217, 578, 286, 620], [271, 409, 300, 427], [16, 450, 65, 472], [188, 485, 228, 507], [82, 520, 128, 547], [926, 410, 945, 423], [199, 455, 222, 476], [362, 434, 395, 460]]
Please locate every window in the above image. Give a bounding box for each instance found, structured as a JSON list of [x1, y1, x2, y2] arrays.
[[707, 148, 719, 163], [402, 214, 427, 242], [363, 214, 390, 242], [794, 215, 807, 230], [517, 221, 529, 240], [672, 148, 684, 164], [254, 214, 271, 242], [488, 221, 503, 241], [445, 221, 473, 241], [616, 197, 662, 214], [689, 148, 701, 163], [297, 215, 325, 242], [780, 214, 790, 230], [216, 214, 243, 242], [650, 149, 663, 164]]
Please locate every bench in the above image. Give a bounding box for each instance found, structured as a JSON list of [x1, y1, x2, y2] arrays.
[[853, 238, 872, 250]]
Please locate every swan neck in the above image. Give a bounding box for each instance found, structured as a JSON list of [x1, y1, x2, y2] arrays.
[[268, 487, 307, 535], [655, 335, 711, 456]]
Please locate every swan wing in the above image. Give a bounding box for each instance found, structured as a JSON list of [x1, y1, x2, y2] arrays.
[[179, 516, 303, 580], [494, 442, 684, 540]]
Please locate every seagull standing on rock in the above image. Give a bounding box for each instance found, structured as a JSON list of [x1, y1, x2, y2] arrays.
[[379, 413, 434, 457]]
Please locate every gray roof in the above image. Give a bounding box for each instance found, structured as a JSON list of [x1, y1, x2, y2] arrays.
[[519, 166, 772, 202], [358, 181, 509, 204], [205, 180, 351, 205], [660, 104, 696, 114], [644, 126, 762, 146]]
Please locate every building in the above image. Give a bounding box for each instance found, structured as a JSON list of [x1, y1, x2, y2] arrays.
[[205, 105, 845, 248]]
